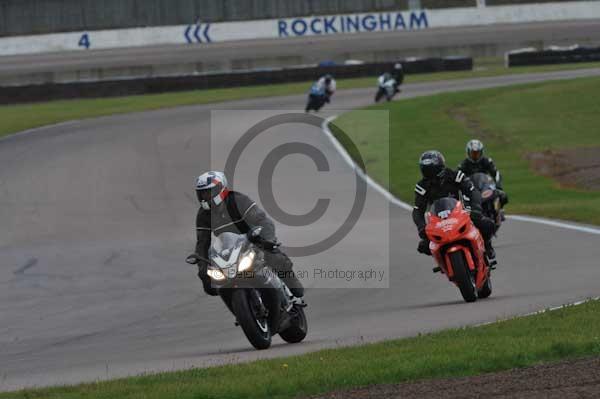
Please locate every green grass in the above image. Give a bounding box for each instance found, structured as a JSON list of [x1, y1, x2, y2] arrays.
[[2, 59, 600, 140], [333, 76, 600, 225], [4, 299, 600, 399]]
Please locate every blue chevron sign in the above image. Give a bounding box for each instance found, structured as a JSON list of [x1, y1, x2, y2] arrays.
[[185, 24, 212, 43]]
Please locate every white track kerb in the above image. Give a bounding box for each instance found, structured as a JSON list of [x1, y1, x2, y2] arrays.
[[321, 115, 600, 236]]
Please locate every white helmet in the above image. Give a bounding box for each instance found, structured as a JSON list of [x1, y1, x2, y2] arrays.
[[196, 171, 229, 210], [466, 139, 484, 163]]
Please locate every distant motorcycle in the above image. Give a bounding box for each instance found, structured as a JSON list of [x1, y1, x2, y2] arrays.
[[305, 84, 329, 112], [470, 172, 505, 233], [426, 198, 493, 303], [186, 232, 308, 350], [374, 73, 399, 102]]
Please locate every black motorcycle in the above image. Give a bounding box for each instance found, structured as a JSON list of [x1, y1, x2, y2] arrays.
[[470, 172, 505, 232], [186, 232, 307, 350], [305, 84, 329, 112]]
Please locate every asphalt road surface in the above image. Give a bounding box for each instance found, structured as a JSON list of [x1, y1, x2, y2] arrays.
[[1, 20, 600, 79], [1, 68, 600, 391]]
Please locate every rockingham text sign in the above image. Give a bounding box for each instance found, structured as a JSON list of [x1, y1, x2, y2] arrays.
[[276, 11, 429, 37]]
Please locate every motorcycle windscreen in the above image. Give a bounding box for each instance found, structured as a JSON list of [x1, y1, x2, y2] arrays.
[[470, 172, 495, 191], [431, 197, 458, 218], [310, 84, 325, 96], [209, 232, 248, 266]]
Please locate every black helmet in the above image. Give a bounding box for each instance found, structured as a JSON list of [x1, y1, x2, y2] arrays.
[[466, 139, 484, 163], [419, 150, 446, 179]]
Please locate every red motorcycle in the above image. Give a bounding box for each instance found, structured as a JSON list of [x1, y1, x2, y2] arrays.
[[426, 198, 492, 302]]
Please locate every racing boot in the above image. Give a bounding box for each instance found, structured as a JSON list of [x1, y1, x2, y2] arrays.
[[282, 272, 305, 298], [499, 208, 506, 222], [266, 250, 304, 297], [485, 240, 497, 268]]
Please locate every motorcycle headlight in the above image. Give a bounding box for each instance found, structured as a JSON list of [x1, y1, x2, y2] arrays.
[[238, 251, 256, 272], [207, 268, 226, 281], [482, 189, 494, 199]]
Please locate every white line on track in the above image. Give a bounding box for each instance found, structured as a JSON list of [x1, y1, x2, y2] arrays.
[[0, 119, 80, 143], [476, 296, 600, 327], [321, 115, 600, 236]]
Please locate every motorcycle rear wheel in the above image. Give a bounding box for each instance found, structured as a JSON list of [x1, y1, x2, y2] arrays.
[[449, 251, 477, 303], [232, 289, 272, 350], [279, 306, 308, 344]]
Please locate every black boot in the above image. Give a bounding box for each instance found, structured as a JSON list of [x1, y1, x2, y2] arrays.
[[485, 240, 497, 267], [264, 250, 304, 297], [282, 271, 304, 298]]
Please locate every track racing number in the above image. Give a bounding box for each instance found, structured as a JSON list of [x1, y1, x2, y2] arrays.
[[78, 33, 91, 49]]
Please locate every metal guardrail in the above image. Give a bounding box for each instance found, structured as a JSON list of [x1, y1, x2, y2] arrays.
[[0, 56, 472, 105], [507, 46, 600, 67]]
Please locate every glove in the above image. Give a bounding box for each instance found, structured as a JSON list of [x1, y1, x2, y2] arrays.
[[262, 240, 280, 251], [197, 262, 208, 277], [247, 226, 263, 243], [417, 239, 432, 255], [198, 268, 219, 296]]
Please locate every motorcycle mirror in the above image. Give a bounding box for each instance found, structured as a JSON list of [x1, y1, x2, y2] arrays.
[[185, 255, 199, 265]]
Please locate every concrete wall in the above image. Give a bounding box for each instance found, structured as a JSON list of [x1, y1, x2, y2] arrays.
[[2, 2, 599, 57], [0, 0, 589, 37], [2, 0, 591, 37], [0, 0, 475, 37]]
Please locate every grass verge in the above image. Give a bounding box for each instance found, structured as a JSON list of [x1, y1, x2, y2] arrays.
[[332, 76, 600, 225], [2, 60, 600, 140], [3, 299, 600, 399]]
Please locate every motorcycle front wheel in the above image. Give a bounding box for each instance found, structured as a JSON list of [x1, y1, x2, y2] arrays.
[[279, 306, 308, 344], [232, 289, 272, 350], [449, 251, 477, 303]]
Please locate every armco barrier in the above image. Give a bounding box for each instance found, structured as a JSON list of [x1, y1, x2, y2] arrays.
[[507, 46, 600, 67], [0, 57, 472, 105]]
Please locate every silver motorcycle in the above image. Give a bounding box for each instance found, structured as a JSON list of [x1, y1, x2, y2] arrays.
[[187, 231, 308, 350]]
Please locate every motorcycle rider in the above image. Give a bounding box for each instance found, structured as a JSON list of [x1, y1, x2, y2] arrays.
[[187, 171, 304, 298], [391, 62, 404, 91], [376, 72, 398, 101], [413, 150, 498, 264], [458, 139, 508, 206], [315, 74, 337, 102]]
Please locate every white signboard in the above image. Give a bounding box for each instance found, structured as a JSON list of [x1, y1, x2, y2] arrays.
[[0, 2, 598, 57]]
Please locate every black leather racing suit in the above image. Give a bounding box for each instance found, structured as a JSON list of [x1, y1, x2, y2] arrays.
[[392, 68, 404, 89], [195, 191, 302, 297], [412, 168, 496, 255]]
